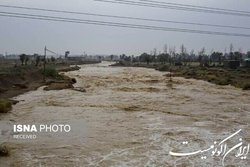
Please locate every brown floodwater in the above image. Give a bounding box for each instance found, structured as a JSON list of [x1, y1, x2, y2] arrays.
[[0, 62, 249, 167]]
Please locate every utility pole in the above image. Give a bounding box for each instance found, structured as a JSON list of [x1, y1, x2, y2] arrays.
[[43, 46, 46, 82], [169, 66, 172, 82]]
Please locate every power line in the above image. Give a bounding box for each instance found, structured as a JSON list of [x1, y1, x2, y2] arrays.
[[98, 0, 250, 16], [141, 0, 250, 14], [0, 4, 250, 30], [46, 48, 60, 56], [43, 46, 60, 82], [94, 0, 250, 17], [0, 11, 250, 37]]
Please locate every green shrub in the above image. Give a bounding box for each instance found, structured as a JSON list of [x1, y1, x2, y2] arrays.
[[42, 67, 62, 79], [215, 78, 230, 85], [207, 75, 217, 82], [0, 99, 12, 113], [157, 65, 170, 71]]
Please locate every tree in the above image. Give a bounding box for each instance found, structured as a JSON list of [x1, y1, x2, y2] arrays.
[[65, 51, 70, 59], [190, 49, 195, 57], [24, 56, 29, 65], [247, 51, 250, 58], [35, 56, 40, 66], [211, 52, 223, 64], [233, 52, 243, 61], [152, 48, 157, 63], [19, 54, 26, 65], [110, 55, 114, 61], [153, 48, 157, 56], [230, 43, 234, 53], [169, 46, 176, 65], [238, 48, 242, 53], [139, 53, 151, 64], [198, 47, 206, 66], [180, 44, 187, 65], [51, 56, 56, 63], [229, 43, 234, 60], [158, 53, 169, 64], [98, 56, 102, 61], [180, 44, 186, 55], [163, 44, 168, 54], [188, 49, 195, 64]]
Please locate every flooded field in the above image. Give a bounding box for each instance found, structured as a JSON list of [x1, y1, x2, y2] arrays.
[[0, 62, 249, 167]]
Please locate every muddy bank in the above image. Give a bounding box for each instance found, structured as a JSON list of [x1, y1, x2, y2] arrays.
[[111, 62, 250, 90], [0, 64, 83, 100], [43, 75, 76, 91], [57, 65, 80, 72], [0, 65, 44, 99]]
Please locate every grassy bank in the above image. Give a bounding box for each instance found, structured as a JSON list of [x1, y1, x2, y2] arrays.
[[0, 65, 44, 99], [111, 62, 250, 90], [161, 65, 250, 90], [0, 62, 94, 101]]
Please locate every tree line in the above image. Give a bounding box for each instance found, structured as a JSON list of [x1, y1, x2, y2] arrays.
[[19, 54, 56, 66], [117, 44, 250, 67]]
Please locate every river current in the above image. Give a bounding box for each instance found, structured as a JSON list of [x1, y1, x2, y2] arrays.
[[0, 62, 249, 166]]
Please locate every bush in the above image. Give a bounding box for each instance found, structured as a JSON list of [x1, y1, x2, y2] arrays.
[[42, 67, 62, 79], [157, 65, 170, 71], [207, 75, 217, 82], [242, 83, 250, 90], [0, 99, 12, 113], [215, 78, 230, 85], [0, 145, 9, 156]]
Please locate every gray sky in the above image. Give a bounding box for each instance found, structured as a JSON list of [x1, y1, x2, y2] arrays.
[[0, 0, 250, 56]]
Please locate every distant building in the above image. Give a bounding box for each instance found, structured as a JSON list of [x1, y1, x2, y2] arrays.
[[242, 58, 250, 68]]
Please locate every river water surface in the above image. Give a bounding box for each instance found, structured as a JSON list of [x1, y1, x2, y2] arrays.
[[0, 62, 249, 167]]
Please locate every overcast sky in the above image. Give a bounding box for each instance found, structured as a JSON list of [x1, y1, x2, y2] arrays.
[[0, 0, 250, 56]]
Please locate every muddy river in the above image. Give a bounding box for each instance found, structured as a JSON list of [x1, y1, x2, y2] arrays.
[[0, 62, 249, 167]]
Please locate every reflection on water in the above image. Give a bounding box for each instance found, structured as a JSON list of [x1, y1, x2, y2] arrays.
[[0, 62, 249, 166]]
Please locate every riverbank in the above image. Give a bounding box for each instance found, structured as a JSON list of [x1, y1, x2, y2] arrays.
[[111, 62, 250, 90], [0, 63, 83, 156], [0, 62, 95, 101]]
